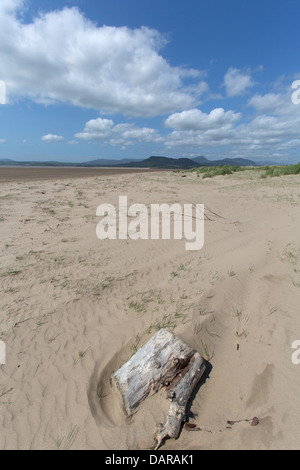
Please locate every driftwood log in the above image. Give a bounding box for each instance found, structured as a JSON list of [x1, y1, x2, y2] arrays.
[[111, 328, 206, 448], [155, 351, 206, 449]]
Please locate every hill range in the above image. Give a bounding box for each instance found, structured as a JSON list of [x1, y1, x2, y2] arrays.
[[0, 155, 258, 169]]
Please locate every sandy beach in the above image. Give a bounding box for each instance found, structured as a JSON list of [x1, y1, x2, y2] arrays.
[[0, 166, 162, 181], [1, 167, 300, 450]]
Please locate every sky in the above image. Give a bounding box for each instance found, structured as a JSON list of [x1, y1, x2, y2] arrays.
[[0, 0, 300, 163]]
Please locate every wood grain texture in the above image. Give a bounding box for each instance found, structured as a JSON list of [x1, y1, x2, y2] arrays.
[[112, 328, 196, 416], [155, 352, 206, 449]]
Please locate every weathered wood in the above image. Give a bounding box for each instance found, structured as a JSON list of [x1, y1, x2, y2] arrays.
[[112, 328, 196, 416], [154, 352, 206, 449], [112, 328, 206, 448]]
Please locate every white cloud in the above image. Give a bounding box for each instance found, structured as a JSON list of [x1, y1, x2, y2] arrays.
[[238, 114, 300, 144], [41, 134, 65, 143], [75, 100, 300, 162], [165, 108, 241, 130], [0, 2, 207, 116], [0, 0, 23, 13], [248, 93, 283, 113], [248, 91, 300, 116], [161, 74, 300, 161], [278, 139, 300, 150], [164, 107, 242, 150], [74, 117, 163, 147], [163, 102, 300, 161], [0, 138, 6, 143], [75, 118, 114, 141], [224, 68, 255, 97], [117, 124, 161, 142]]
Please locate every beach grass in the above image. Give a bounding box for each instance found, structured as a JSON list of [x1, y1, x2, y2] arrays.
[[187, 162, 300, 179]]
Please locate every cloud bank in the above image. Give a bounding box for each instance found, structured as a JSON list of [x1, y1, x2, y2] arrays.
[[1, 2, 299, 163], [165, 108, 241, 130], [0, 0, 207, 116], [74, 117, 162, 148]]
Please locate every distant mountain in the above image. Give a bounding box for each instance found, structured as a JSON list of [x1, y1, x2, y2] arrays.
[[0, 159, 15, 165], [190, 156, 209, 164], [82, 157, 143, 166], [0, 157, 142, 167], [0, 155, 258, 169], [117, 155, 257, 169], [0, 159, 74, 167], [114, 156, 200, 169], [191, 156, 256, 167]]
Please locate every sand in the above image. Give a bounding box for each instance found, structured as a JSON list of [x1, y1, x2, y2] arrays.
[[0, 168, 300, 450], [0, 166, 162, 181]]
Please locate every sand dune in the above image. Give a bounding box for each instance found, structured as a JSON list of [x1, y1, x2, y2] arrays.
[[1, 169, 300, 449]]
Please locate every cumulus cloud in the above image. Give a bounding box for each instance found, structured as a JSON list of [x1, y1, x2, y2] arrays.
[[0, 138, 6, 143], [224, 68, 255, 97], [0, 2, 207, 116], [74, 117, 163, 147], [74, 103, 300, 160], [248, 93, 284, 114], [75, 118, 114, 141], [118, 125, 161, 142], [163, 107, 243, 150], [163, 101, 300, 160], [41, 134, 65, 143], [248, 91, 300, 116], [165, 108, 241, 130]]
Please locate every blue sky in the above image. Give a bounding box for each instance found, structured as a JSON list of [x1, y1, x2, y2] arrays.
[[0, 0, 300, 163]]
